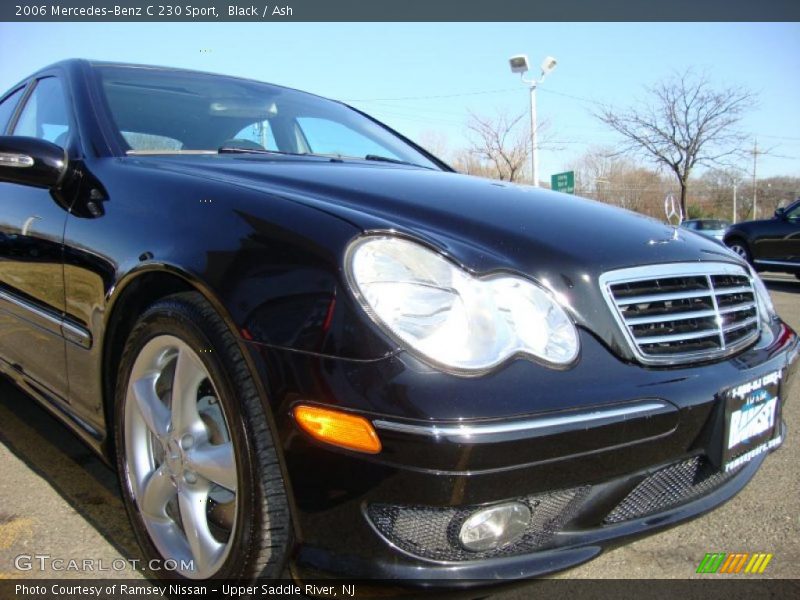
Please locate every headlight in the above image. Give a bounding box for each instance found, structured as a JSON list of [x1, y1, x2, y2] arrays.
[[344, 236, 579, 372], [748, 265, 776, 323]]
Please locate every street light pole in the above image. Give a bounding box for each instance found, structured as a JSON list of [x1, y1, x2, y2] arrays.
[[752, 138, 757, 220], [509, 54, 556, 188], [529, 82, 538, 187]]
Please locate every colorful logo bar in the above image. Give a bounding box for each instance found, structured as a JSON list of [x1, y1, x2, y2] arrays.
[[696, 553, 773, 574]]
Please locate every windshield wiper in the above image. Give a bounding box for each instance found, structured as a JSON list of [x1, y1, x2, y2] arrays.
[[218, 146, 305, 157], [218, 147, 348, 162], [363, 154, 433, 169]]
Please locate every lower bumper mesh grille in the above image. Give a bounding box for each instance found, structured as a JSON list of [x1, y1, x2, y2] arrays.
[[367, 487, 588, 562], [604, 456, 743, 524]]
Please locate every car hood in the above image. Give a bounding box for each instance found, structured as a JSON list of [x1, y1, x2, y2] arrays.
[[134, 156, 746, 354], [143, 156, 737, 266]]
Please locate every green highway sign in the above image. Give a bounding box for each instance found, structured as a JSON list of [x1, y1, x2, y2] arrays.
[[551, 171, 575, 194]]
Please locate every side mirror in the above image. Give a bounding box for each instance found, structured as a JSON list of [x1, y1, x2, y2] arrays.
[[0, 136, 68, 189], [774, 207, 786, 219]]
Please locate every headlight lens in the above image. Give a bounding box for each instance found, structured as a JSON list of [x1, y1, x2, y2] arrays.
[[748, 265, 776, 322], [345, 236, 579, 372]]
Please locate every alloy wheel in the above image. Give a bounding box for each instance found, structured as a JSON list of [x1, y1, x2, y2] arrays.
[[123, 335, 237, 579], [729, 243, 749, 261]]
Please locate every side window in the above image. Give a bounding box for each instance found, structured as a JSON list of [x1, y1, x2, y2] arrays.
[[12, 77, 71, 145], [232, 120, 278, 150], [295, 117, 399, 159], [0, 86, 26, 134], [786, 202, 800, 222]]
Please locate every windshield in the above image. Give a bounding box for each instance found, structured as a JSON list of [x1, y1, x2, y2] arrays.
[[94, 65, 440, 169]]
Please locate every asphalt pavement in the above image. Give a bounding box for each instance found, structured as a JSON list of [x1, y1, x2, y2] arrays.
[[0, 273, 798, 585]]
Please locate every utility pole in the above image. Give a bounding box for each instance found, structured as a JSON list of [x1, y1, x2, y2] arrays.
[[749, 138, 769, 220], [732, 181, 737, 223], [529, 83, 538, 188]]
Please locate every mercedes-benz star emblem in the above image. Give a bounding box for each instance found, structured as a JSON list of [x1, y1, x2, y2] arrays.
[[648, 193, 685, 245], [664, 193, 683, 227], [664, 193, 684, 241]]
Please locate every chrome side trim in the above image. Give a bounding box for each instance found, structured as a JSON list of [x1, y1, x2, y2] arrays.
[[373, 400, 669, 439], [0, 289, 62, 332], [754, 259, 800, 268], [0, 153, 34, 168], [62, 320, 93, 349], [0, 289, 92, 349]]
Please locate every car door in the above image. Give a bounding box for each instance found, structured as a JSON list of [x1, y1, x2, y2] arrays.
[[774, 201, 800, 265], [0, 76, 73, 400], [751, 201, 800, 266]]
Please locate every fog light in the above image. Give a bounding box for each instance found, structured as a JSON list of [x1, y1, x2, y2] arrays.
[[458, 502, 531, 552]]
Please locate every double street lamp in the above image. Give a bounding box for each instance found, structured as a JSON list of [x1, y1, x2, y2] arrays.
[[509, 54, 557, 187]]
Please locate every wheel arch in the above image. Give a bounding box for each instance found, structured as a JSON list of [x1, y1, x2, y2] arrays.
[[724, 232, 750, 251], [101, 264, 274, 456]]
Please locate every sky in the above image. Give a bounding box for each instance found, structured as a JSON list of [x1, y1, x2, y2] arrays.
[[1, 22, 799, 181]]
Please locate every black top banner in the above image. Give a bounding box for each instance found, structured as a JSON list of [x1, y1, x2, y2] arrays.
[[2, 0, 799, 22]]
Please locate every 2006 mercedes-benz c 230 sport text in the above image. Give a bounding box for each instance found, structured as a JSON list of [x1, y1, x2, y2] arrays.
[[0, 60, 796, 586]]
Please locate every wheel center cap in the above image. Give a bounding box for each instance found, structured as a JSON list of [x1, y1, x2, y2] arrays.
[[165, 438, 184, 476]]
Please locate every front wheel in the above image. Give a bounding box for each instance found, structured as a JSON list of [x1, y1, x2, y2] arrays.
[[114, 292, 290, 579], [727, 240, 752, 263]]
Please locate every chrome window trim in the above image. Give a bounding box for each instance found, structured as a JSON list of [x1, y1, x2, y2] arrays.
[[599, 261, 760, 366], [373, 400, 669, 440]]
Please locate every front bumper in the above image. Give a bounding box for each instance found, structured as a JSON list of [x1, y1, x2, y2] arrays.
[[242, 318, 798, 585]]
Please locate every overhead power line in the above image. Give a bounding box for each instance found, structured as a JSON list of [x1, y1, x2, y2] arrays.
[[344, 86, 600, 105], [344, 86, 800, 146], [342, 87, 520, 102]]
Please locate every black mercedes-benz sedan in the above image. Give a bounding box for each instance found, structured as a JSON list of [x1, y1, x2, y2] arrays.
[[0, 60, 797, 585], [724, 199, 800, 279]]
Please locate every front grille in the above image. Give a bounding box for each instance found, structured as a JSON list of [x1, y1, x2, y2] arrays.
[[601, 263, 760, 365], [367, 487, 588, 562], [604, 456, 743, 524]]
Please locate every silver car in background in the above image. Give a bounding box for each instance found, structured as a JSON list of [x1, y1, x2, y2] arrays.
[[681, 218, 732, 241]]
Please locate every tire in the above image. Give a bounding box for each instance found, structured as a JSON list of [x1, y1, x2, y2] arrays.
[[114, 291, 290, 580], [727, 239, 752, 264]]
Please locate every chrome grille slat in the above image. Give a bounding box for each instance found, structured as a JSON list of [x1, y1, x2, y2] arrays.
[[714, 286, 753, 296], [635, 329, 721, 344], [616, 290, 712, 305], [723, 316, 759, 333], [718, 302, 756, 314], [600, 263, 761, 366], [624, 309, 718, 325]]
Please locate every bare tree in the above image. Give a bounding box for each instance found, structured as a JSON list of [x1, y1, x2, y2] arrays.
[[418, 130, 450, 162], [596, 70, 754, 216], [450, 149, 501, 179], [465, 111, 530, 182], [569, 146, 670, 218]]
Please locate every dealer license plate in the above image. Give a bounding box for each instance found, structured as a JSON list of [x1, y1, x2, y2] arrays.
[[722, 370, 782, 472]]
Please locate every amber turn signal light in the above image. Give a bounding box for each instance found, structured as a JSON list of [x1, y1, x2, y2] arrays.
[[293, 405, 382, 454]]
